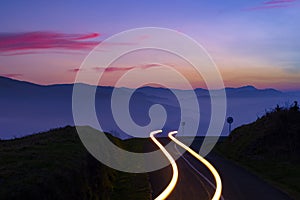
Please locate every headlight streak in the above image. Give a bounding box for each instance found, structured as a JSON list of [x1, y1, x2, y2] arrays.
[[173, 142, 225, 200], [168, 131, 223, 200], [150, 130, 179, 200]]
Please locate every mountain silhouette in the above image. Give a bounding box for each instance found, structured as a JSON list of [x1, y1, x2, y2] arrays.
[[0, 76, 299, 139]]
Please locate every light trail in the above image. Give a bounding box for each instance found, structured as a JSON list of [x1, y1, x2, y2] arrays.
[[150, 130, 179, 200], [168, 131, 223, 200], [173, 144, 225, 200]]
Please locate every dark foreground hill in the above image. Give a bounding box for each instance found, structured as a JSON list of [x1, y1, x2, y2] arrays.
[[217, 103, 300, 199], [0, 126, 151, 200]]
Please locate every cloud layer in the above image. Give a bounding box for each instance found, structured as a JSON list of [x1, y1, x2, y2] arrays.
[[0, 32, 101, 55], [68, 63, 162, 74], [244, 0, 296, 10]]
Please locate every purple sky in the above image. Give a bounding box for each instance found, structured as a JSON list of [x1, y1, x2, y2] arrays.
[[0, 0, 300, 90]]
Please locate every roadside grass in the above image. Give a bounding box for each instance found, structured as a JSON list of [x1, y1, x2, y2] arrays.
[[217, 107, 300, 199], [111, 172, 152, 200], [0, 126, 151, 200], [216, 148, 300, 200]]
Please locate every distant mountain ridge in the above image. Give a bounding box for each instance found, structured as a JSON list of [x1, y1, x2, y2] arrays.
[[0, 76, 284, 94], [0, 76, 298, 140], [224, 85, 282, 97]]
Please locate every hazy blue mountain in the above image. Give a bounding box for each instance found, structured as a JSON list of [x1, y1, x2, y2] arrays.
[[0, 76, 299, 139], [224, 85, 282, 97]]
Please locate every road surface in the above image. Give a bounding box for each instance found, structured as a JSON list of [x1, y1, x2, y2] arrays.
[[149, 131, 222, 200], [148, 132, 292, 200]]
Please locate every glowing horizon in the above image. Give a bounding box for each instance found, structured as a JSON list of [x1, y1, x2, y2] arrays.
[[0, 1, 299, 91]]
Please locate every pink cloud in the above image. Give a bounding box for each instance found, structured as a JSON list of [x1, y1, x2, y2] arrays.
[[0, 73, 23, 78], [0, 31, 101, 55], [0, 31, 139, 55], [139, 63, 161, 69], [68, 68, 83, 73], [92, 63, 161, 73], [264, 0, 296, 4], [244, 4, 292, 10], [244, 0, 296, 11], [75, 33, 100, 40], [104, 66, 135, 72]]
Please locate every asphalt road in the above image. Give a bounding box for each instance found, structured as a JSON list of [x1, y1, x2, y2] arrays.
[[148, 137, 292, 200], [148, 137, 216, 200]]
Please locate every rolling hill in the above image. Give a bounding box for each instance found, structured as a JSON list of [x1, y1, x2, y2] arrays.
[[0, 126, 151, 200], [217, 104, 300, 199]]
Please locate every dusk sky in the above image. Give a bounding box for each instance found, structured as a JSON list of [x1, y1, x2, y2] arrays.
[[0, 0, 300, 90]]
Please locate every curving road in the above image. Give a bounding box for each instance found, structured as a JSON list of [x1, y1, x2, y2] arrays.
[[168, 131, 222, 200], [149, 130, 223, 200], [149, 130, 292, 200]]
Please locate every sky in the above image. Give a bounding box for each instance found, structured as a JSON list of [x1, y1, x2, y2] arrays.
[[0, 0, 300, 90]]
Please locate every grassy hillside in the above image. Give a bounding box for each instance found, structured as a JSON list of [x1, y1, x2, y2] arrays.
[[217, 103, 300, 199], [0, 126, 151, 200]]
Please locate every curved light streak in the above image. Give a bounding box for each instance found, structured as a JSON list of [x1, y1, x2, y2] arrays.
[[150, 130, 179, 200], [168, 131, 222, 200], [173, 144, 225, 200]]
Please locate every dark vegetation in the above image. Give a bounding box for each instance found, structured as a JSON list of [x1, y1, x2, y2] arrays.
[[218, 101, 300, 199], [0, 126, 151, 200]]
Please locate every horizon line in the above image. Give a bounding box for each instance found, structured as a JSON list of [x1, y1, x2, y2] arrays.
[[1, 75, 298, 92]]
